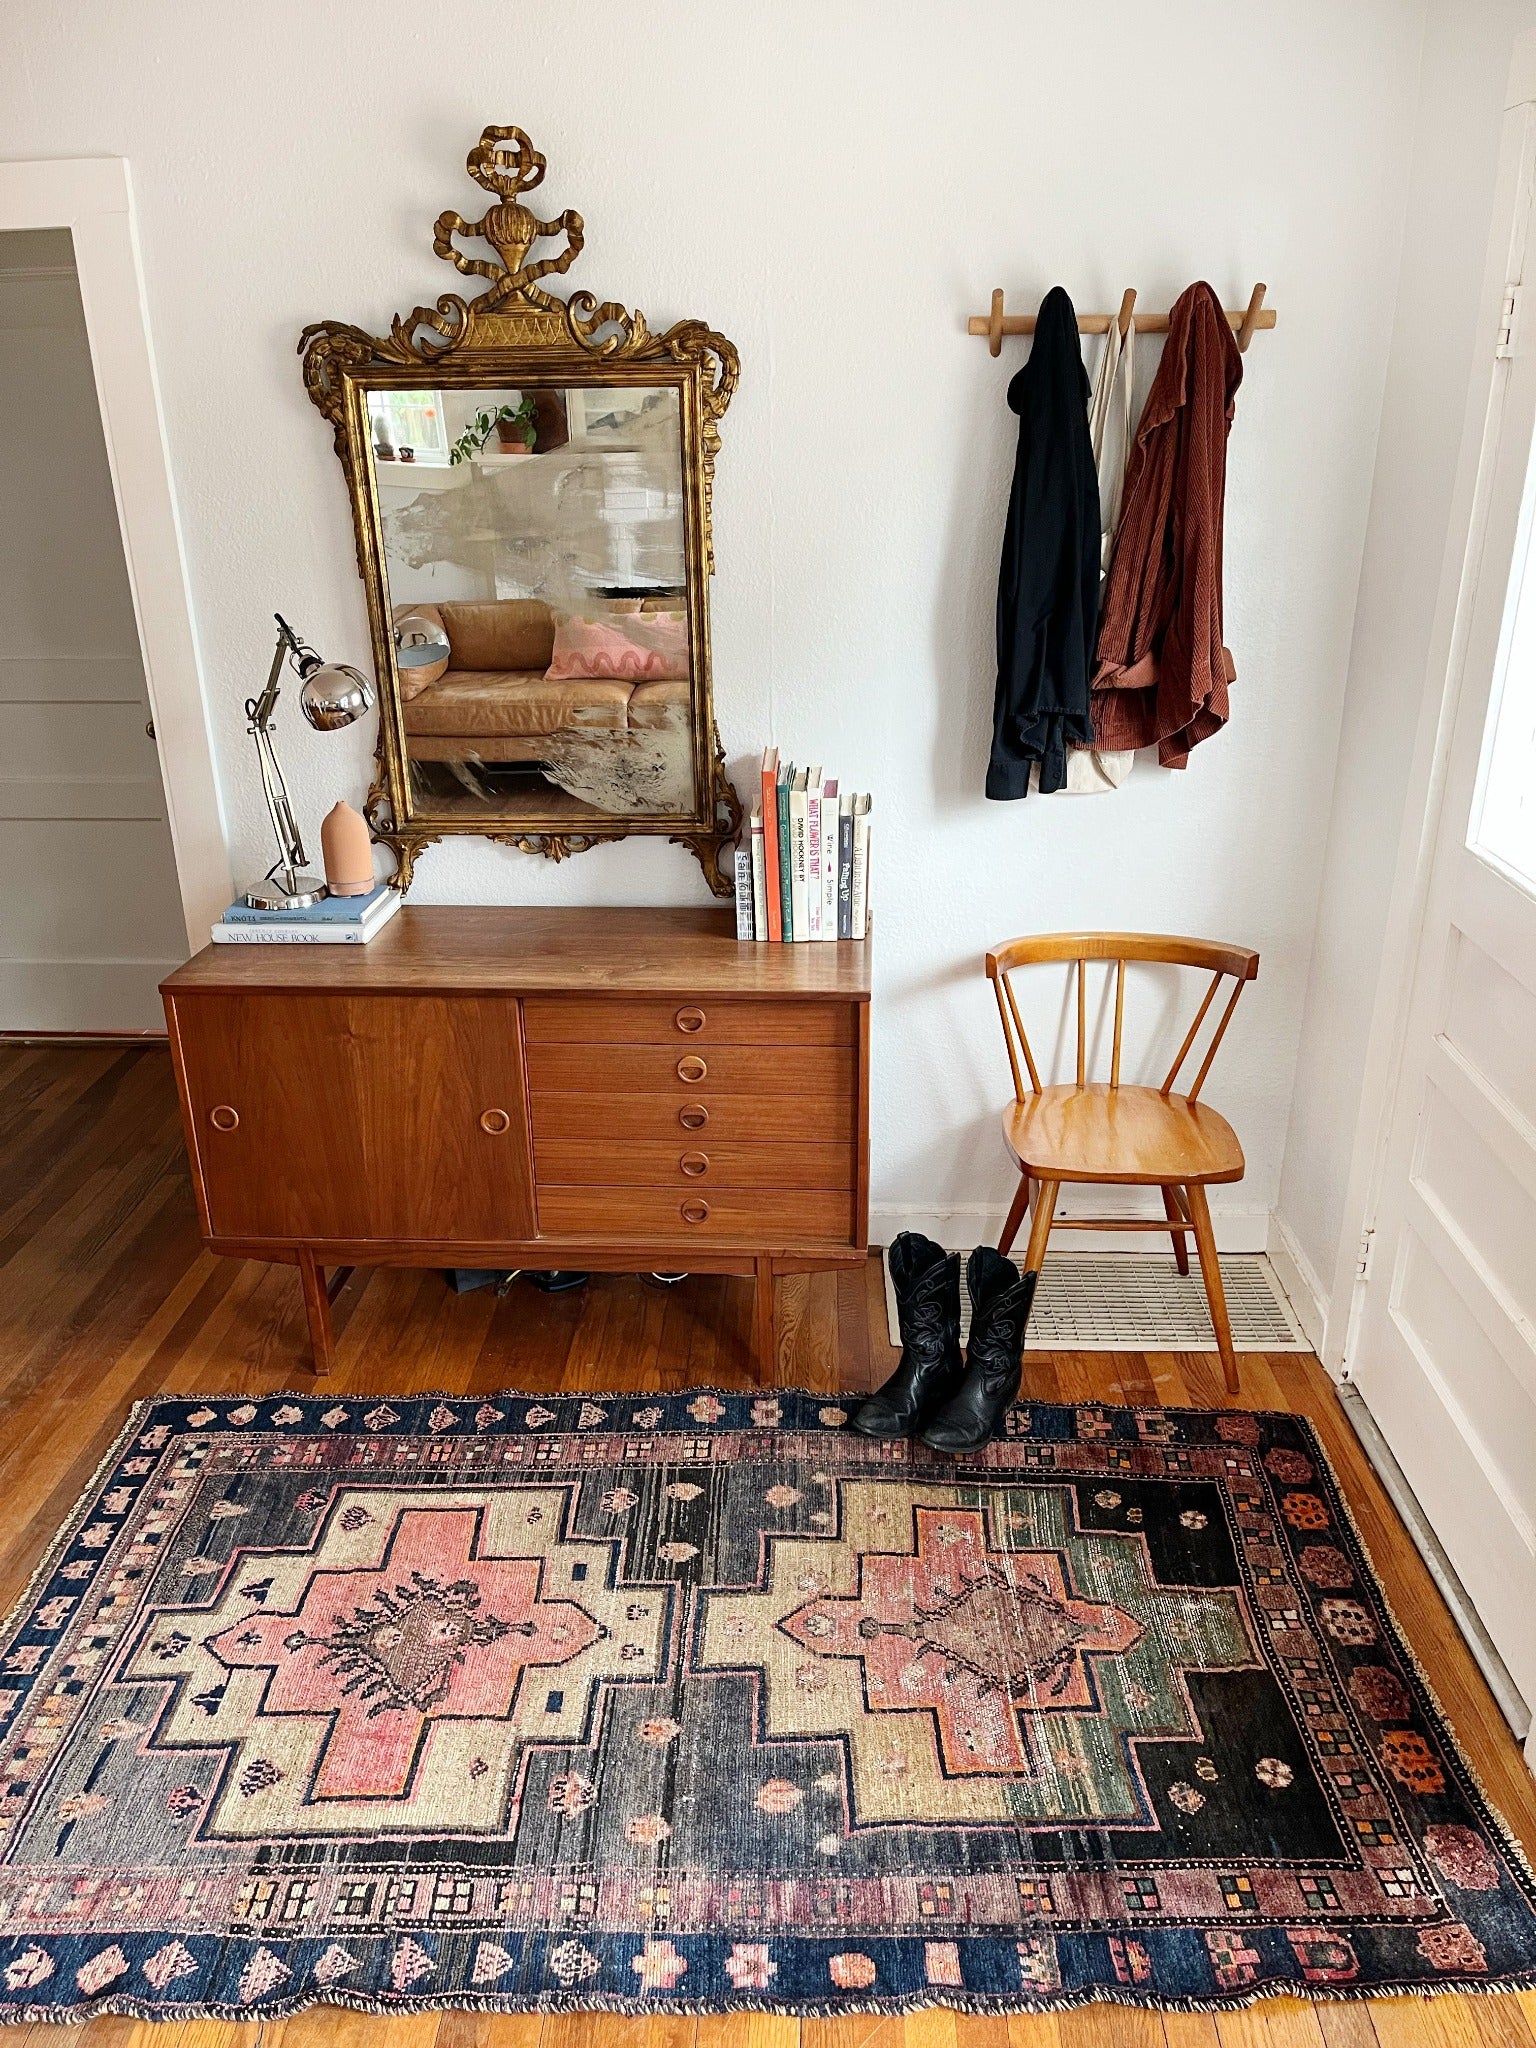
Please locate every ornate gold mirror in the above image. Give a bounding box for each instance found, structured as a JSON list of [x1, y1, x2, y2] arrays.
[[301, 125, 740, 891]]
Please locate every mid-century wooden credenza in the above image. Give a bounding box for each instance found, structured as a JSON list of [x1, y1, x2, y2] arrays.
[[160, 907, 871, 1375]]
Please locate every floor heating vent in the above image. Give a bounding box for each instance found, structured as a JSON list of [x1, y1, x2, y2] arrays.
[[882, 1251, 1311, 1352]]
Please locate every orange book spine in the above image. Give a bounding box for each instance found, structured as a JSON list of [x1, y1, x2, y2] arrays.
[[760, 749, 783, 941]]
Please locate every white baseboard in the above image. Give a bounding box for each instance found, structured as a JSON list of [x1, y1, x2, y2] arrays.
[[1266, 1210, 1329, 1357], [869, 1199, 1271, 1256], [0, 959, 179, 1034]]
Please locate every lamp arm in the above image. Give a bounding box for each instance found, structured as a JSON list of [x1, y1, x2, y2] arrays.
[[247, 629, 308, 880], [252, 720, 308, 878]]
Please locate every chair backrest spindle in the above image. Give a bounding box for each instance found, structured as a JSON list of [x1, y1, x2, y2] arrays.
[[1110, 959, 1126, 1089], [1160, 970, 1223, 1097], [1076, 959, 1087, 1089], [992, 974, 1025, 1102], [1186, 976, 1247, 1104]]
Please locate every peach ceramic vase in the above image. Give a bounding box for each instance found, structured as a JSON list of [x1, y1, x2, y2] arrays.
[[320, 801, 374, 896]]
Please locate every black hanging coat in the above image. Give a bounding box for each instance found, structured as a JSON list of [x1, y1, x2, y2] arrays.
[[986, 286, 1101, 798]]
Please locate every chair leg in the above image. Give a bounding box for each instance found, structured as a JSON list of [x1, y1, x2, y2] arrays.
[[1162, 1185, 1191, 1275], [999, 1173, 1031, 1255], [1186, 1184, 1238, 1396], [1022, 1179, 1057, 1276]]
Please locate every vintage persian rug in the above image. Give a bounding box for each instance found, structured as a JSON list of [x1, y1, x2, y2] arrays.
[[1, 1388, 1534, 2021]]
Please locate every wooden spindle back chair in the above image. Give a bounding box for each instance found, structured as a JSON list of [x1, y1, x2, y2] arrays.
[[986, 932, 1260, 1392]]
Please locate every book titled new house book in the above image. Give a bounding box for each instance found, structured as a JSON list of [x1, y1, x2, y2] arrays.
[[211, 884, 401, 945]]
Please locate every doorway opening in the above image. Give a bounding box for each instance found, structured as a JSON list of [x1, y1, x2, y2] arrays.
[[0, 225, 185, 1032]]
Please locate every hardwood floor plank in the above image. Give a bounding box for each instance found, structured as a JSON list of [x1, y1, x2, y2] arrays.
[[430, 2017, 543, 2048], [1003, 2017, 1065, 2048], [1214, 1993, 1327, 2043], [1060, 2004, 1163, 2045], [801, 2018, 908, 2048], [258, 2006, 381, 2048], [543, 2017, 655, 2048], [1161, 2014, 1223, 2047], [946, 2012, 1010, 2048], [895, 2010, 961, 2048], [1312, 2001, 1381, 2047], [1366, 1992, 1536, 2045]]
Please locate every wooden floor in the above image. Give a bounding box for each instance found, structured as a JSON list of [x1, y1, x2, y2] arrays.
[[2, 1041, 1535, 2048]]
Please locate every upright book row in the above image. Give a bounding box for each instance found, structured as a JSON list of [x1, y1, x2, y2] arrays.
[[733, 747, 872, 942]]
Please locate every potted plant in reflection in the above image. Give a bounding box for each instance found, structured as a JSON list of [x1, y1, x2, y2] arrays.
[[449, 397, 538, 465]]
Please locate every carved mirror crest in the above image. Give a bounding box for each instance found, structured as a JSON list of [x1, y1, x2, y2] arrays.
[[300, 125, 740, 892]]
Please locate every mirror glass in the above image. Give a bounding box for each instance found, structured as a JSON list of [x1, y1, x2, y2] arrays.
[[365, 382, 696, 821]]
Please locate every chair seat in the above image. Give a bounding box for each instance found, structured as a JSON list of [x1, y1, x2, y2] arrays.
[[1001, 1084, 1245, 1185]]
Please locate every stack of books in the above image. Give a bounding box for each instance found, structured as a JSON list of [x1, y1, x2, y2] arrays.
[[732, 748, 872, 942], [211, 884, 402, 945]]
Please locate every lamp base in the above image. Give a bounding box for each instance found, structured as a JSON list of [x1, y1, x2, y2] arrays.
[[241, 871, 328, 911]]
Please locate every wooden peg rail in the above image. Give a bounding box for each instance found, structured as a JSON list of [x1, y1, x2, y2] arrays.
[[969, 282, 1277, 357]]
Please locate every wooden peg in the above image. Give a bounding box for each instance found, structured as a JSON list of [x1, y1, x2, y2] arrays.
[[988, 287, 1006, 358], [1236, 282, 1267, 354], [1116, 287, 1138, 339]]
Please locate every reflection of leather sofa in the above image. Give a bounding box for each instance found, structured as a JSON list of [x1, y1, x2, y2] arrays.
[[394, 599, 689, 763]]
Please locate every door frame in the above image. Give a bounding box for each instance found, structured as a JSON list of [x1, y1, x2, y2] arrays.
[[0, 157, 230, 954], [1322, 33, 1536, 1378]]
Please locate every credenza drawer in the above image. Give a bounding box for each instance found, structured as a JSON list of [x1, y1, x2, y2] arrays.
[[535, 1137, 853, 1190], [523, 997, 853, 1045], [530, 1091, 856, 1144], [536, 1185, 854, 1244], [525, 1042, 853, 1096]]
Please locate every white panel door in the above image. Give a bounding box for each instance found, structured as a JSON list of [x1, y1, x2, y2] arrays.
[[1352, 99, 1536, 1726], [0, 228, 184, 1031]]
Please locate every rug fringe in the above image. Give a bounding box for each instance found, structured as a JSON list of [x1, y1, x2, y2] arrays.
[[7, 1968, 1536, 2026]]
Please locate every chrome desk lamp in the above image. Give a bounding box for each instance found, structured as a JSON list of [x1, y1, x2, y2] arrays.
[[242, 614, 374, 910]]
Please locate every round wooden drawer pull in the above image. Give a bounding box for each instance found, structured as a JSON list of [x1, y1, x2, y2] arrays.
[[678, 1103, 710, 1130], [679, 1151, 709, 1177], [209, 1104, 239, 1132], [480, 1108, 511, 1135], [675, 1006, 707, 1034], [676, 1054, 708, 1083], [680, 1198, 710, 1225]]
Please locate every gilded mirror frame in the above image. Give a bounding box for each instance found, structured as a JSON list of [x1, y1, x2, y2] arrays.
[[299, 124, 740, 893]]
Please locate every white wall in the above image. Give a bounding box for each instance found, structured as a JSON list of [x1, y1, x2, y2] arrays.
[[0, 0, 1423, 1240], [1276, 0, 1536, 1342]]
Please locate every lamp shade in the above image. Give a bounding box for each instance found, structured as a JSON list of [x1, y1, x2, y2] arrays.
[[299, 660, 374, 732]]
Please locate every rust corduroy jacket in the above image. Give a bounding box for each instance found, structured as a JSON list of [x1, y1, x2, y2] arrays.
[[1089, 281, 1242, 767]]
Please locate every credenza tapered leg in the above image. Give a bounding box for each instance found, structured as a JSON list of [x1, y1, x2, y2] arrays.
[[752, 1255, 775, 1384], [297, 1249, 335, 1377]]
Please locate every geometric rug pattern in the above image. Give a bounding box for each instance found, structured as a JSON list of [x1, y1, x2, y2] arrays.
[[1, 1388, 1533, 2019]]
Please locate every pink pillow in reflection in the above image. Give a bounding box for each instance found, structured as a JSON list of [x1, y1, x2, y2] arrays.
[[546, 613, 688, 682]]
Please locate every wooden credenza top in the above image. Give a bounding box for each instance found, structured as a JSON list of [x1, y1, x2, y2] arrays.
[[163, 906, 874, 1000]]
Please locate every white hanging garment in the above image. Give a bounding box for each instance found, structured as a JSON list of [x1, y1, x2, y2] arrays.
[[1040, 309, 1136, 793]]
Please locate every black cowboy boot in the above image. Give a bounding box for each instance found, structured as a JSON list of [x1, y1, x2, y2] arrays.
[[851, 1233, 963, 1438], [920, 1248, 1037, 1452]]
